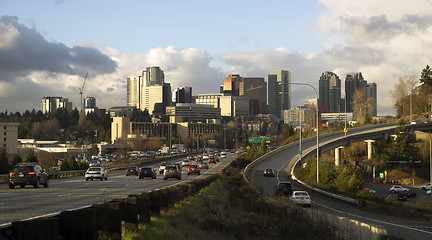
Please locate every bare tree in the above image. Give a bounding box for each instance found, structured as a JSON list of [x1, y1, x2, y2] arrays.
[[352, 89, 368, 124], [390, 75, 418, 117]]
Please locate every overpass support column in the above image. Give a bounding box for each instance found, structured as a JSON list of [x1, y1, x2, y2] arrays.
[[364, 140, 376, 160], [334, 147, 344, 166]]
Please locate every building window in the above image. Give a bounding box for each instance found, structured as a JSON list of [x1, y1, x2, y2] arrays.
[[3, 126, 6, 130], [3, 144, 5, 148], [4, 138, 6, 142], [3, 132, 5, 136]]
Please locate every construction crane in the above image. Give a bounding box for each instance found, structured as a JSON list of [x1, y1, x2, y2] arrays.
[[79, 73, 88, 112]]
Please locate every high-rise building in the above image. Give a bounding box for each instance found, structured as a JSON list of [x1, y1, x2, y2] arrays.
[[127, 67, 171, 115], [143, 66, 164, 87], [345, 72, 367, 113], [268, 70, 291, 118], [223, 74, 242, 96], [318, 71, 341, 113], [127, 76, 142, 109], [174, 87, 192, 104], [367, 82, 377, 117], [84, 97, 96, 108], [195, 93, 223, 109], [41, 97, 72, 114], [242, 77, 267, 115]]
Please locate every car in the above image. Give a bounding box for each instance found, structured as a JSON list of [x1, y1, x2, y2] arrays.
[[163, 165, 181, 180], [208, 157, 217, 164], [363, 188, 376, 194], [389, 185, 409, 193], [199, 162, 209, 169], [275, 182, 293, 196], [421, 183, 431, 190], [291, 191, 312, 207], [396, 192, 408, 201], [89, 160, 101, 167], [187, 165, 200, 175], [9, 163, 49, 189], [187, 155, 194, 160], [263, 168, 275, 177], [138, 167, 157, 179], [158, 162, 167, 174], [126, 166, 139, 176], [220, 151, 227, 158], [85, 167, 108, 181], [181, 159, 190, 168], [405, 191, 416, 198]]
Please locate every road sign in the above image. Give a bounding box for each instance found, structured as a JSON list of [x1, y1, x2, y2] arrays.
[[246, 146, 250, 150], [380, 173, 384, 178], [361, 161, 368, 164], [248, 137, 270, 143], [412, 170, 416, 176], [384, 170, 387, 176], [344, 128, 347, 133], [299, 150, 302, 155]]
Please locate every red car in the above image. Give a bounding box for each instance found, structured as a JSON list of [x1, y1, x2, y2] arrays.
[[208, 157, 217, 164], [187, 165, 200, 175]]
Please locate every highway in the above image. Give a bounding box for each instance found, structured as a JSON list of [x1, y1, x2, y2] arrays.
[[0, 153, 236, 227], [251, 124, 432, 240]]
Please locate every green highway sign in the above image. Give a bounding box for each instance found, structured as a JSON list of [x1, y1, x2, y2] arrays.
[[399, 161, 408, 163], [361, 161, 368, 164], [380, 173, 384, 178], [248, 137, 270, 143]]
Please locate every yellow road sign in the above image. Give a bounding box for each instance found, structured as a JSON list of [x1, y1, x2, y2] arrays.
[[344, 128, 347, 133]]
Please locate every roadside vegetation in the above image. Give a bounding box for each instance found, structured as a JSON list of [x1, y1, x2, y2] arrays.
[[123, 155, 334, 240]]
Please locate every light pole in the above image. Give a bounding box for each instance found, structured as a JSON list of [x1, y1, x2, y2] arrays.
[[291, 82, 320, 184]]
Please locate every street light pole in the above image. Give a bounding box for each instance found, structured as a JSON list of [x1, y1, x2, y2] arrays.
[[291, 82, 320, 184]]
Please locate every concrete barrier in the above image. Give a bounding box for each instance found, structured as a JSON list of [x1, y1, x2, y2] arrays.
[[60, 208, 97, 240], [12, 216, 60, 240]]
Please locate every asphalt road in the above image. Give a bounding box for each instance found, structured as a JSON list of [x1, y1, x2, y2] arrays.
[[252, 126, 432, 240], [0, 153, 235, 227]]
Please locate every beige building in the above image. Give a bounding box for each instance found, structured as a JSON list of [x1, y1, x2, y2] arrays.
[[111, 117, 130, 144], [220, 95, 249, 117], [0, 122, 19, 155]]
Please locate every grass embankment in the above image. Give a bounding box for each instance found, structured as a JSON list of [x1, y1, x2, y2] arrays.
[[123, 156, 334, 240]]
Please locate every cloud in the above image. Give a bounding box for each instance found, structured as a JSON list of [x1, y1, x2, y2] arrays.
[[0, 16, 117, 81]]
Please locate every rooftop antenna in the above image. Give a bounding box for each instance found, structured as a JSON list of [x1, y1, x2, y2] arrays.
[[79, 73, 88, 112]]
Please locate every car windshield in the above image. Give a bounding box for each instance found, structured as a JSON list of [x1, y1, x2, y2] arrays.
[[190, 165, 198, 168], [294, 192, 309, 197], [88, 168, 102, 171], [166, 166, 177, 171], [13, 166, 33, 174], [128, 167, 136, 170], [141, 167, 152, 171], [266, 169, 272, 171], [279, 183, 291, 188]]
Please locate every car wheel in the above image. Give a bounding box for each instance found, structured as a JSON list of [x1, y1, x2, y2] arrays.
[[91, 177, 94, 181], [86, 178, 89, 181], [187, 173, 190, 175], [152, 176, 156, 179], [391, 190, 395, 193], [164, 178, 167, 180], [43, 179, 49, 188], [100, 177, 104, 181], [105, 176, 108, 180], [20, 185, 25, 188], [33, 178, 40, 188], [178, 177, 181, 180], [198, 172, 200, 175], [9, 183, 15, 189]]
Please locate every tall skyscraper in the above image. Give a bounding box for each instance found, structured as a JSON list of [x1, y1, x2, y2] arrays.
[[127, 76, 142, 109], [345, 72, 367, 113], [268, 70, 291, 118], [223, 74, 242, 96], [242, 77, 267, 115], [41, 97, 72, 114], [175, 87, 192, 103], [367, 82, 377, 117], [127, 66, 171, 115], [318, 71, 341, 113]]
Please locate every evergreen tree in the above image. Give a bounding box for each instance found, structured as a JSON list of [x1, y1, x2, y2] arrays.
[[420, 65, 432, 86], [24, 150, 38, 163], [0, 148, 9, 174]]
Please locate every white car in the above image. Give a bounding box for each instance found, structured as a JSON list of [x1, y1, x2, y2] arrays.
[[389, 185, 409, 193], [158, 162, 167, 174], [291, 191, 312, 207], [220, 151, 227, 158], [85, 167, 108, 181], [421, 183, 431, 190], [181, 159, 190, 167]]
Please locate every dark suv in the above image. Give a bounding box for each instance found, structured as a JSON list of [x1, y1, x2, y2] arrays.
[[9, 163, 49, 189], [275, 182, 293, 196]]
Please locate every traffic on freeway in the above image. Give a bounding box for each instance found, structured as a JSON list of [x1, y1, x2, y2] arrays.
[[250, 124, 432, 240], [0, 151, 236, 227]]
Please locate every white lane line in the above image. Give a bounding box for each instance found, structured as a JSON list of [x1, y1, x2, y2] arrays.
[[315, 201, 432, 235], [57, 193, 72, 197]]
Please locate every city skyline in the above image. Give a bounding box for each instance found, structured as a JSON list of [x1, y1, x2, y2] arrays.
[[2, 1, 432, 115]]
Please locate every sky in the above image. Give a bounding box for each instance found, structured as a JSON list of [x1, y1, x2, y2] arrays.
[[1, 0, 432, 116]]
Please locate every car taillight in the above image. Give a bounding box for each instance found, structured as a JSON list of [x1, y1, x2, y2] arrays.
[[306, 197, 310, 199], [28, 172, 36, 175], [9, 172, 15, 177], [96, 172, 100, 174], [293, 197, 299, 199]]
